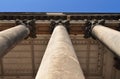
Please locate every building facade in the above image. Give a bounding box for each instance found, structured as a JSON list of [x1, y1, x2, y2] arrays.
[[0, 13, 120, 79]]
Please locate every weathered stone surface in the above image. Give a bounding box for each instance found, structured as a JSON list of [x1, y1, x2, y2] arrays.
[[35, 25, 85, 79], [92, 25, 120, 56], [0, 25, 30, 57]]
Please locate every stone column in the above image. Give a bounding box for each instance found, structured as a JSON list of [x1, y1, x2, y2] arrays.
[[35, 24, 85, 79], [0, 25, 30, 57], [92, 25, 120, 56]]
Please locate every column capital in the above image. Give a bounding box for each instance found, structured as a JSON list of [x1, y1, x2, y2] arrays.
[[15, 19, 37, 38], [50, 20, 70, 33], [84, 19, 105, 39]]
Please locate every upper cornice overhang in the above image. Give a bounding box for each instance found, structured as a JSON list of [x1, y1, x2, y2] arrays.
[[0, 12, 120, 20], [0, 12, 120, 34]]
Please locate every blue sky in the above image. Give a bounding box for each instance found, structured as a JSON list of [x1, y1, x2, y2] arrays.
[[0, 0, 120, 12]]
